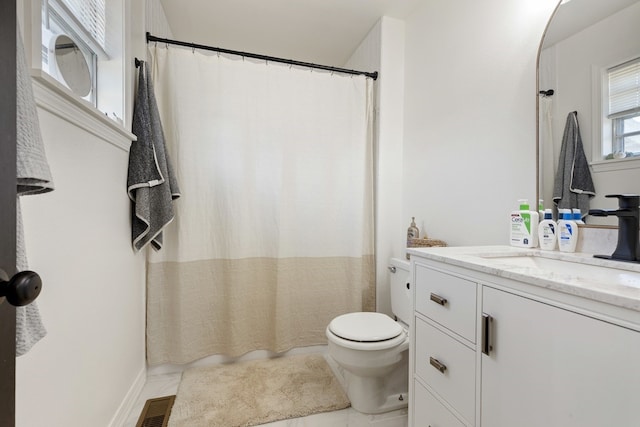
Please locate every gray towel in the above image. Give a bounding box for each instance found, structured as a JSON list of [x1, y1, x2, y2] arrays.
[[127, 60, 180, 251], [552, 111, 595, 217], [16, 25, 54, 356]]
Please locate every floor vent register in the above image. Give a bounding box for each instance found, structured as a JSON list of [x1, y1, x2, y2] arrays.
[[136, 395, 176, 427]]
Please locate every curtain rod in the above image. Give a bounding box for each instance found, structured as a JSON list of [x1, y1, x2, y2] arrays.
[[145, 32, 378, 80]]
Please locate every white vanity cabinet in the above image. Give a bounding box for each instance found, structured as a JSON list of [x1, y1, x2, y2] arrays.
[[409, 252, 640, 427], [481, 286, 640, 426], [411, 262, 478, 426]]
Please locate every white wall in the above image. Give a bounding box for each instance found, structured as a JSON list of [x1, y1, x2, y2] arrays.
[[15, 1, 147, 426], [542, 2, 640, 221], [344, 17, 406, 316], [146, 0, 175, 38], [402, 0, 558, 246]]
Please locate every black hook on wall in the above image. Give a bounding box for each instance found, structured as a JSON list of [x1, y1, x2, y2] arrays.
[[135, 57, 142, 68]]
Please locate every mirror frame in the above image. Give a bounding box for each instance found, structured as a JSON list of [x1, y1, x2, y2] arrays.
[[535, 0, 562, 213]]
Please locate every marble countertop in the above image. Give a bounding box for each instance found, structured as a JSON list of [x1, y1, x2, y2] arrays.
[[407, 245, 640, 313]]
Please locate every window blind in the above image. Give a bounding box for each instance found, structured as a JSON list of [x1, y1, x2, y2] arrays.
[[58, 0, 106, 49], [608, 57, 640, 119]]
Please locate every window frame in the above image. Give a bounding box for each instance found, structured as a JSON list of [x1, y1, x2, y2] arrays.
[[607, 56, 640, 159], [611, 112, 640, 158], [591, 57, 640, 172], [21, 0, 134, 150], [43, 5, 99, 107]]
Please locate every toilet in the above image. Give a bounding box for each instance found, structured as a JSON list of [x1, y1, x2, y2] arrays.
[[326, 258, 411, 414]]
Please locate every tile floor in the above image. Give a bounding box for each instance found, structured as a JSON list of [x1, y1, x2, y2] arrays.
[[124, 354, 408, 427]]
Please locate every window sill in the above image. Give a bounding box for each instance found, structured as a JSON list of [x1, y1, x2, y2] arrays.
[[590, 156, 640, 173], [30, 69, 136, 151]]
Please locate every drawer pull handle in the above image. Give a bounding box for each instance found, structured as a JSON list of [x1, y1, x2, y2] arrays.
[[482, 313, 494, 355], [429, 356, 447, 374], [430, 293, 448, 306]]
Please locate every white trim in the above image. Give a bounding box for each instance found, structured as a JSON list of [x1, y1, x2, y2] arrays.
[[591, 156, 640, 173], [107, 366, 146, 427], [31, 68, 135, 151], [591, 64, 605, 163]]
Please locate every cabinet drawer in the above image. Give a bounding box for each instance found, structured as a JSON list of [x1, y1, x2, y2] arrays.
[[415, 264, 476, 342], [413, 380, 466, 427], [415, 318, 475, 424]]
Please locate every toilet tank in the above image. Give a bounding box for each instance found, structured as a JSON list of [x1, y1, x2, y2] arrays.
[[389, 258, 411, 326]]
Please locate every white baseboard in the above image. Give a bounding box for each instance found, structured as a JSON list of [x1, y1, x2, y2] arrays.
[[108, 366, 147, 427]]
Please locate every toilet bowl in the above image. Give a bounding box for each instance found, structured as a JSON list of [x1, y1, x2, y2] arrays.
[[325, 258, 411, 414]]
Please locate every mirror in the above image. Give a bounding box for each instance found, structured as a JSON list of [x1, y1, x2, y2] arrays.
[[537, 0, 640, 225], [51, 34, 92, 98]]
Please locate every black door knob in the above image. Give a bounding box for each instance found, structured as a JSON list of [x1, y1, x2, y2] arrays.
[[0, 269, 42, 306]]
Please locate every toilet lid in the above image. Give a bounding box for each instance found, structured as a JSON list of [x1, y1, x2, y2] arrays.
[[329, 312, 403, 342]]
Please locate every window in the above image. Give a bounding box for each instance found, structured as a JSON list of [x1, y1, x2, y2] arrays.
[[42, 0, 107, 106], [605, 57, 640, 160], [55, 0, 106, 49], [34, 0, 126, 126]]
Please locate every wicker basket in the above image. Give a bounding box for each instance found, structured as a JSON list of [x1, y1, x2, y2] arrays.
[[408, 237, 447, 248]]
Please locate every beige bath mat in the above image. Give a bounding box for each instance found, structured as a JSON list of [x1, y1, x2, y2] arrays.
[[167, 353, 350, 426]]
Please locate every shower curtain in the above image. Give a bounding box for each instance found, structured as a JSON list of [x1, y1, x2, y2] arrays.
[[145, 46, 375, 365]]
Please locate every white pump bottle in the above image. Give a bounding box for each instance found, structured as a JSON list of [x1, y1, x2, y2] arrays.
[[558, 209, 579, 252], [538, 209, 557, 250]]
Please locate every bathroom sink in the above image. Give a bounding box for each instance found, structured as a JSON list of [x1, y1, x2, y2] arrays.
[[474, 253, 640, 289]]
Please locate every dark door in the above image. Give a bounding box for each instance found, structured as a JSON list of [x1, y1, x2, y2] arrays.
[[0, 1, 17, 426]]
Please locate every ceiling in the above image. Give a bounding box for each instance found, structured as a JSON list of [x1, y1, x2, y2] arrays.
[[159, 0, 640, 69], [543, 0, 638, 47], [159, 0, 421, 67]]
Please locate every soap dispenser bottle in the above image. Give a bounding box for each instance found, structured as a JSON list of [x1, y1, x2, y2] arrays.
[[558, 209, 579, 252], [538, 209, 557, 251], [406, 217, 420, 259], [510, 199, 539, 248], [407, 217, 419, 246]]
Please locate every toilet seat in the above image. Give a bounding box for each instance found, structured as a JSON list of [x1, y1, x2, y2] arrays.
[[329, 312, 403, 342]]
